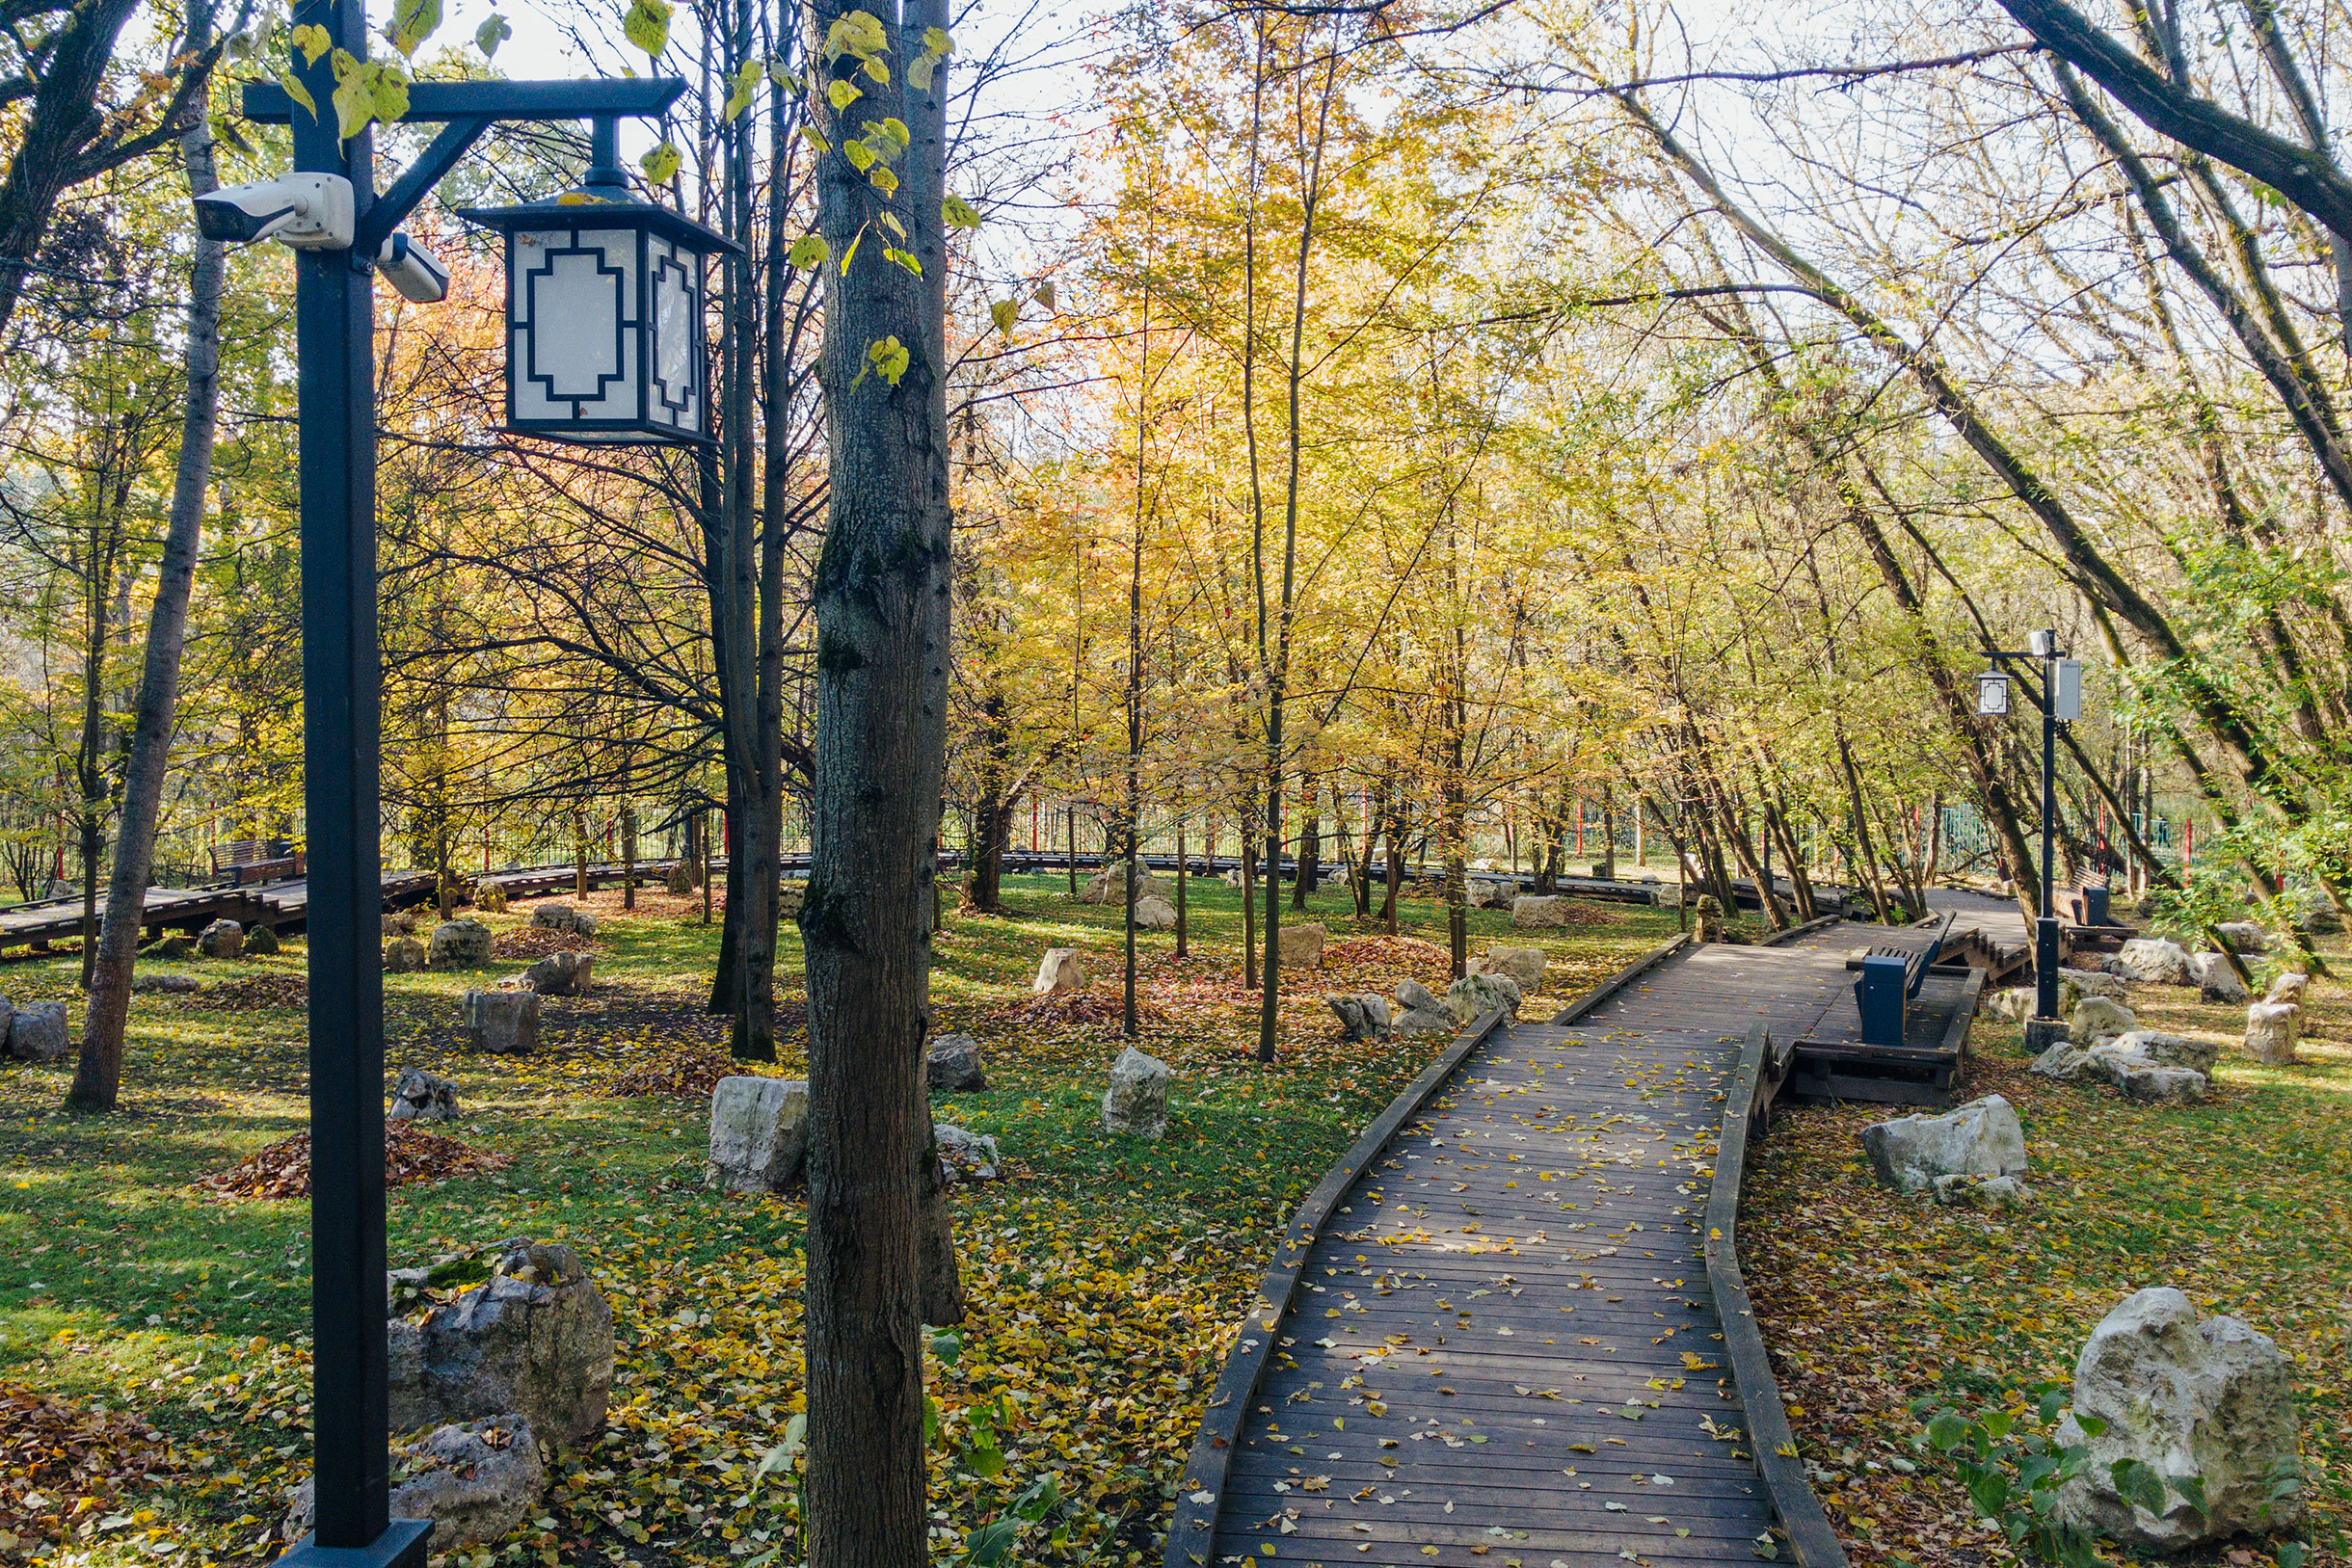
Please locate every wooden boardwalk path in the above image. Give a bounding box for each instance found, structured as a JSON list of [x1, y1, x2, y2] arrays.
[[1172, 930, 1868, 1568]]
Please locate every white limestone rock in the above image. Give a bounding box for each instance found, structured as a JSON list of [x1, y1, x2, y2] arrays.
[[2030, 1042, 2103, 1082], [2056, 1289, 2303, 1550], [2244, 1001, 2301, 1067], [706, 1076, 810, 1191], [1032, 947, 1093, 996], [2105, 1029, 2219, 1076], [1276, 921, 1326, 970], [2265, 971, 2310, 1006], [2117, 938, 2195, 986], [2117, 1064, 2208, 1103], [2059, 966, 2127, 998], [386, 1241, 611, 1449], [2070, 996, 2138, 1048], [1080, 863, 1170, 906], [1471, 945, 1547, 993], [1860, 1095, 2026, 1195], [1131, 894, 1178, 932], [1102, 1046, 1170, 1140], [2187, 951, 2249, 1005]]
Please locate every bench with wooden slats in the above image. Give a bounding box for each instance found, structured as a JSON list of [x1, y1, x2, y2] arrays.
[[1841, 910, 1955, 1047], [209, 837, 303, 886]]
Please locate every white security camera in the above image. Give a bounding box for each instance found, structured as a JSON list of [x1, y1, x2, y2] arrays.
[[193, 174, 355, 250], [377, 232, 450, 305]]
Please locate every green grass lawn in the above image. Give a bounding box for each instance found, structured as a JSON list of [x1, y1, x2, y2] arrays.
[[0, 872, 1680, 1567], [1743, 938, 2352, 1568]]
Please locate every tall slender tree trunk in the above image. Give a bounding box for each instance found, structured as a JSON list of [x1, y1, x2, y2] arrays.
[[801, 6, 957, 1564], [67, 17, 223, 1111]]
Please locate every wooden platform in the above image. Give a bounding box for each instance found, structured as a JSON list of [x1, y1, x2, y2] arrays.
[[1170, 930, 1869, 1568], [0, 870, 437, 952]]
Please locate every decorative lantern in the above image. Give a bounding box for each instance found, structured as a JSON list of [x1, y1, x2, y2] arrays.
[[458, 119, 736, 444], [1975, 670, 2010, 716]]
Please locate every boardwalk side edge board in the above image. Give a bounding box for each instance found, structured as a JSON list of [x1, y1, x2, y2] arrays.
[[1163, 932, 1697, 1568], [1703, 1023, 1850, 1568]]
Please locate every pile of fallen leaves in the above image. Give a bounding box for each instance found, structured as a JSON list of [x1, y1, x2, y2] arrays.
[[174, 973, 307, 1011], [494, 925, 602, 960], [0, 1384, 173, 1556], [1322, 934, 1450, 969], [194, 1123, 513, 1201], [988, 986, 1151, 1028], [604, 1047, 735, 1099]]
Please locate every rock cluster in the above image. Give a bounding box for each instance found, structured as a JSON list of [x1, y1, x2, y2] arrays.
[[707, 1076, 810, 1191], [2056, 1288, 2302, 1551], [1102, 1046, 1169, 1139], [1860, 1095, 2027, 1196], [1079, 864, 1169, 906], [2034, 1029, 2214, 1102], [520, 950, 593, 997], [528, 902, 599, 939], [388, 1068, 459, 1123]]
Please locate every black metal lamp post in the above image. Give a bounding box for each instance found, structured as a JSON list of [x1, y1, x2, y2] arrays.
[[1977, 631, 2082, 1051], [223, 8, 718, 1560]]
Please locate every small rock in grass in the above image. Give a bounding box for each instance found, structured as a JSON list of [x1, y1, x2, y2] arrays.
[[286, 1416, 544, 1549], [473, 882, 509, 915], [1102, 1046, 1169, 1140], [463, 989, 538, 1054], [1326, 993, 1391, 1042], [2244, 1001, 2301, 1066], [244, 923, 281, 956], [935, 1123, 1000, 1183], [1390, 980, 1455, 1038], [6, 1000, 67, 1064], [2030, 1042, 2102, 1082], [2265, 971, 2309, 1006], [2105, 1029, 2218, 1076], [1032, 947, 1091, 996], [925, 1033, 986, 1092], [1445, 971, 1522, 1026], [1510, 894, 1573, 930], [1860, 1094, 2026, 1195], [707, 1076, 809, 1191], [383, 936, 427, 973], [388, 1068, 458, 1123], [2116, 1064, 2207, 1103], [530, 902, 577, 932], [429, 918, 494, 970], [1470, 945, 1546, 993], [2186, 951, 2248, 1004], [1928, 1172, 2032, 1210], [2056, 1288, 2302, 1550], [2059, 966, 2126, 998], [1131, 894, 1177, 932], [1277, 921, 1326, 970], [196, 918, 243, 960]]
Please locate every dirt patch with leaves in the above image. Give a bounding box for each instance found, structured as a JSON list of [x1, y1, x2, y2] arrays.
[[194, 1124, 515, 1202], [1741, 982, 2351, 1568]]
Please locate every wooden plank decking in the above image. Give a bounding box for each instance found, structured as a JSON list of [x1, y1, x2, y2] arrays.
[[1173, 929, 1868, 1568]]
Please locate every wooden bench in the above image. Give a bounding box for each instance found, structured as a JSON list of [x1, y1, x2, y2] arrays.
[[210, 837, 302, 887], [1844, 910, 1955, 1048]]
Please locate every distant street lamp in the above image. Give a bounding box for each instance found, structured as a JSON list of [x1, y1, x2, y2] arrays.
[[206, 6, 716, 1560], [1979, 630, 2083, 1047]]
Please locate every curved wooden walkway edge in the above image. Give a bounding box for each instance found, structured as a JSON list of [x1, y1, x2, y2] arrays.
[[1161, 932, 1704, 1568]]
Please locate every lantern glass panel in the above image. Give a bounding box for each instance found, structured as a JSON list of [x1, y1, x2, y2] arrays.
[[511, 226, 641, 428]]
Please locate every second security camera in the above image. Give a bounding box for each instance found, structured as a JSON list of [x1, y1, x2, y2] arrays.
[[377, 233, 450, 305]]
